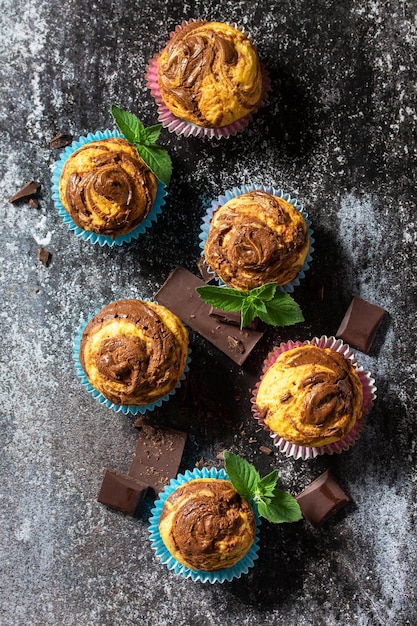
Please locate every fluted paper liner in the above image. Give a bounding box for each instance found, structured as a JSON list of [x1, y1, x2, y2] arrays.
[[251, 335, 377, 460]]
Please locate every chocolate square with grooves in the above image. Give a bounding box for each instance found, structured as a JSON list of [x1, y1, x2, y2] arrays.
[[336, 296, 386, 353], [97, 469, 149, 516], [155, 266, 265, 365], [296, 469, 351, 527]]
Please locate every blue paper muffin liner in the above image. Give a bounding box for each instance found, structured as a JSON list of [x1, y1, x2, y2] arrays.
[[73, 302, 190, 416], [51, 129, 167, 247], [148, 466, 261, 583], [198, 183, 315, 293]]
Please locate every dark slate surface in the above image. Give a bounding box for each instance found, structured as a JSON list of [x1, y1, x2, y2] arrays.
[[1, 1, 416, 625]]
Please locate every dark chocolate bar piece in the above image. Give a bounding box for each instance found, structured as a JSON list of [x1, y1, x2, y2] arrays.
[[8, 181, 40, 203], [296, 470, 351, 527], [128, 420, 187, 495], [336, 296, 386, 353], [97, 469, 149, 515], [196, 256, 214, 283], [155, 267, 265, 365], [50, 132, 73, 149], [38, 247, 51, 266]]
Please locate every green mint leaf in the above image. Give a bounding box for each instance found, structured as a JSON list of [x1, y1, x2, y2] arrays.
[[257, 489, 302, 524], [248, 282, 277, 302], [224, 451, 260, 499], [257, 291, 304, 327], [257, 469, 279, 494], [143, 124, 162, 145], [224, 452, 302, 524], [196, 285, 248, 311], [111, 105, 172, 185], [196, 281, 303, 329], [111, 104, 145, 144], [241, 299, 258, 328], [136, 144, 172, 186]]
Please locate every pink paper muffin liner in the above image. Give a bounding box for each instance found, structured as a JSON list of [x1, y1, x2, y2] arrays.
[[251, 335, 377, 460], [145, 20, 270, 139], [199, 183, 314, 293]]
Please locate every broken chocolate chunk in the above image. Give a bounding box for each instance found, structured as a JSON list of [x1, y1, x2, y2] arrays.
[[50, 132, 73, 149], [8, 181, 41, 203], [129, 420, 187, 495], [97, 470, 149, 515], [336, 296, 386, 353], [196, 256, 214, 283], [227, 335, 245, 354], [209, 306, 259, 330], [154, 267, 265, 366], [97, 420, 187, 516], [38, 247, 51, 266], [296, 469, 351, 527]]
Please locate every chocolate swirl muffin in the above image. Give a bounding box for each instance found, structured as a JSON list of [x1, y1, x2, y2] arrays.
[[204, 190, 310, 290], [255, 345, 364, 447], [59, 138, 158, 238], [156, 21, 262, 128], [158, 478, 256, 571], [79, 299, 188, 406]]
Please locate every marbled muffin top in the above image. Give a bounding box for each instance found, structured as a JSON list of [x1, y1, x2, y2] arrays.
[[255, 345, 364, 447], [79, 299, 188, 406], [59, 138, 157, 238], [204, 190, 310, 290], [158, 478, 256, 571], [157, 21, 262, 128]]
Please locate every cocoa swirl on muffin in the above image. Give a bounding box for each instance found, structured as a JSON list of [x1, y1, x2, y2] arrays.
[[255, 345, 364, 447], [59, 138, 158, 238], [79, 299, 188, 406], [159, 479, 256, 571], [204, 190, 310, 290], [157, 21, 262, 127]]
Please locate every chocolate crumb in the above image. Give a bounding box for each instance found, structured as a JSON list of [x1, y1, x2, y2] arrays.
[[227, 335, 245, 353], [8, 181, 41, 203], [50, 132, 73, 149], [29, 198, 39, 209], [38, 247, 51, 266], [196, 256, 215, 282], [259, 445, 273, 455]]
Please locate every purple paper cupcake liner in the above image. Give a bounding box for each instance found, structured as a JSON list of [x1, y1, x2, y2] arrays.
[[251, 335, 377, 460], [199, 183, 315, 293], [148, 466, 261, 583], [145, 20, 270, 140], [73, 302, 190, 416], [51, 129, 167, 247]]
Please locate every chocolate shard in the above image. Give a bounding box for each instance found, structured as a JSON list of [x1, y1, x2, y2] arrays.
[[50, 132, 73, 149], [296, 469, 351, 527], [97, 469, 149, 516], [196, 256, 215, 283], [8, 181, 41, 203], [38, 247, 51, 266], [155, 266, 265, 366], [209, 306, 259, 330], [336, 296, 386, 353], [129, 419, 187, 495]]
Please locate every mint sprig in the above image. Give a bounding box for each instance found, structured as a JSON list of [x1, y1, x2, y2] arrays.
[[196, 282, 304, 329], [111, 104, 172, 186], [224, 451, 302, 524]]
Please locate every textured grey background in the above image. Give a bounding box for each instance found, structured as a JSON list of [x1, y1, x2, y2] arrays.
[[0, 1, 416, 625]]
